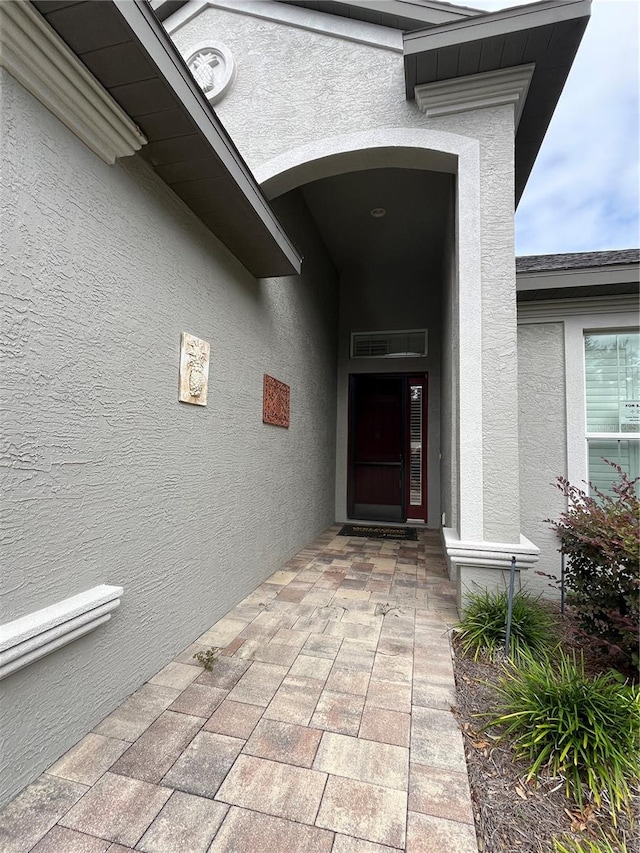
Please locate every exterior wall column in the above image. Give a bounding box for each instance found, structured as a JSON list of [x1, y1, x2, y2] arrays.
[[415, 69, 540, 604]]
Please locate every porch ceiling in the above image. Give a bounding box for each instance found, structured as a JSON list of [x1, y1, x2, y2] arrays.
[[403, 0, 592, 203], [299, 168, 452, 276]]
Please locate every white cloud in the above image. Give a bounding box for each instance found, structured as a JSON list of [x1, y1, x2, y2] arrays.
[[480, 0, 639, 254]]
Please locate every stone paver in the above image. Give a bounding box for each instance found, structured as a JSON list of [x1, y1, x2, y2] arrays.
[[313, 732, 409, 791], [49, 734, 130, 786], [316, 775, 408, 848], [203, 699, 263, 738], [58, 773, 171, 847], [209, 807, 334, 853], [244, 718, 323, 767], [311, 689, 366, 736], [167, 683, 227, 718], [31, 827, 109, 853], [161, 732, 243, 798], [110, 711, 202, 784], [409, 764, 474, 824], [93, 684, 180, 742], [406, 811, 478, 853], [410, 706, 468, 773], [0, 527, 477, 853], [0, 776, 88, 853], [215, 754, 327, 823], [359, 707, 411, 747], [137, 791, 228, 853]]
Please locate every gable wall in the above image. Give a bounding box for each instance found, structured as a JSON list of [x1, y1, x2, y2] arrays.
[[168, 5, 424, 172]]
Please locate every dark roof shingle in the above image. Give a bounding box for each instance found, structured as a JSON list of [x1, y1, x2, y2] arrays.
[[516, 249, 639, 273]]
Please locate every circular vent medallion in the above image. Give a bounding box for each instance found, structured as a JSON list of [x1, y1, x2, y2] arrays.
[[185, 41, 236, 104]]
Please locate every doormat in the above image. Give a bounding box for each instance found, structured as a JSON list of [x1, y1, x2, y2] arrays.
[[338, 525, 418, 541]]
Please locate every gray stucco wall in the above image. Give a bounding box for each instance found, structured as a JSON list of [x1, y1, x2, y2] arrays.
[[517, 322, 567, 597], [0, 68, 338, 806]]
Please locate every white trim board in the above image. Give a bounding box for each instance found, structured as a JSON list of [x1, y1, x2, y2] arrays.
[[0, 0, 146, 164], [415, 65, 535, 129], [442, 527, 540, 572], [162, 0, 404, 53], [0, 585, 123, 680]]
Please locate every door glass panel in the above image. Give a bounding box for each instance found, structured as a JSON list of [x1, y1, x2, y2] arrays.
[[409, 384, 422, 506]]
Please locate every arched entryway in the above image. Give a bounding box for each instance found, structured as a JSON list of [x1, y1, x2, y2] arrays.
[[255, 129, 484, 539]]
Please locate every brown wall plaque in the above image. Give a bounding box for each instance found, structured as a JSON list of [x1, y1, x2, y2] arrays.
[[263, 374, 290, 428]]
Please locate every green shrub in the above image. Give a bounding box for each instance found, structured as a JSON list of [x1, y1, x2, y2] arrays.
[[456, 589, 556, 660], [486, 650, 640, 821], [547, 463, 639, 668], [552, 831, 629, 853]]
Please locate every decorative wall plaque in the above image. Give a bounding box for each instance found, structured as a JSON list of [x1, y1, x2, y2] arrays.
[[178, 333, 210, 406], [263, 375, 290, 428], [185, 40, 236, 105]]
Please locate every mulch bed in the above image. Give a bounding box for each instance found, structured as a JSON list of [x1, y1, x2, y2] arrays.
[[451, 604, 639, 853]]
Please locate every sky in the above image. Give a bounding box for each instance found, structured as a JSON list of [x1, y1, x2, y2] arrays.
[[480, 0, 639, 256]]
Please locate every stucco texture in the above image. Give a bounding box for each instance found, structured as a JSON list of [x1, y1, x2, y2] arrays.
[[170, 7, 419, 171], [0, 68, 338, 806], [517, 322, 567, 597]]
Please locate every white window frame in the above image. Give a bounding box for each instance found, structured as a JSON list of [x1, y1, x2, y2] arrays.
[[564, 315, 639, 489]]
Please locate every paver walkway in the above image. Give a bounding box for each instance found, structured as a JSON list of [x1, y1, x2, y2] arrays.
[[0, 525, 478, 853]]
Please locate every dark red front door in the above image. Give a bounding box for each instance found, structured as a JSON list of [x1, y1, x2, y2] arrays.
[[348, 374, 428, 523], [349, 375, 406, 522]]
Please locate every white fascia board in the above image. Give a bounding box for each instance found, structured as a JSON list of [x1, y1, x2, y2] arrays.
[[116, 0, 301, 274], [517, 264, 640, 291], [317, 0, 482, 25], [404, 0, 592, 54], [0, 0, 147, 164], [0, 585, 123, 680], [415, 64, 534, 129], [163, 0, 403, 53]]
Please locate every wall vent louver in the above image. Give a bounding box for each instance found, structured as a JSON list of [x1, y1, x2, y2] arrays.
[[350, 330, 427, 359]]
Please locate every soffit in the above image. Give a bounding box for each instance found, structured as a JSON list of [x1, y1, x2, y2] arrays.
[[31, 0, 301, 278], [404, 0, 591, 203]]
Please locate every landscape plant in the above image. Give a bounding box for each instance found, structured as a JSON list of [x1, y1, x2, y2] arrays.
[[485, 649, 640, 822], [456, 588, 557, 661], [192, 646, 220, 671], [547, 463, 639, 669], [551, 830, 629, 853]]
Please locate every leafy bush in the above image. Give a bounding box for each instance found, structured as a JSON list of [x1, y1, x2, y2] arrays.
[[456, 589, 556, 660], [486, 650, 640, 821], [547, 462, 639, 668]]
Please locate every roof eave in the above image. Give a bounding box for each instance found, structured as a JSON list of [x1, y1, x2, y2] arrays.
[[276, 0, 482, 30], [33, 0, 301, 278], [403, 0, 592, 203]]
